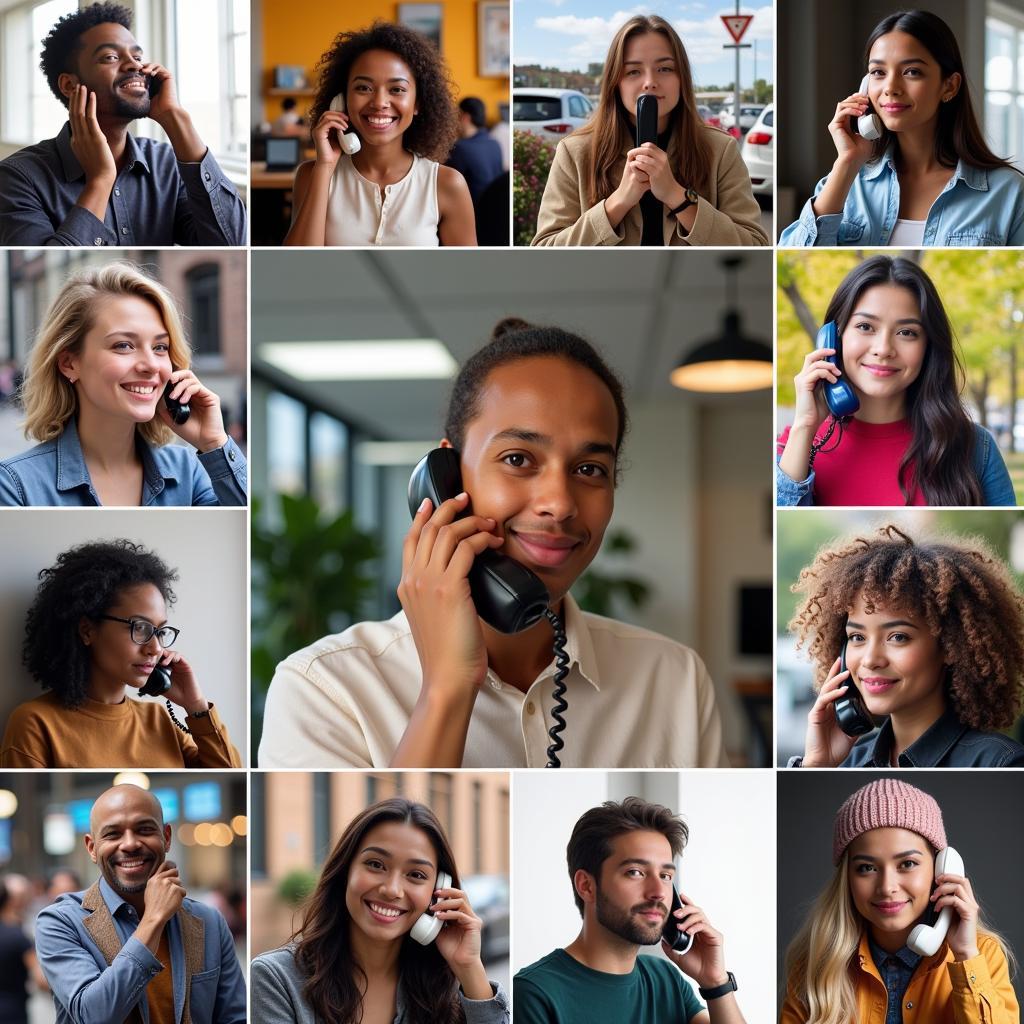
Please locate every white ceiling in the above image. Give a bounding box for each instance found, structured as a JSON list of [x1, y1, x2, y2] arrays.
[[251, 250, 773, 439]]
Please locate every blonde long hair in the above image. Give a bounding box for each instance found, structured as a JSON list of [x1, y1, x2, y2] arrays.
[[785, 852, 1018, 1024], [20, 262, 191, 445], [574, 15, 713, 207]]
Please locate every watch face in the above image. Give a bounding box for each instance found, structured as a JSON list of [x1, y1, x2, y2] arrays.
[[685, 188, 699, 203]]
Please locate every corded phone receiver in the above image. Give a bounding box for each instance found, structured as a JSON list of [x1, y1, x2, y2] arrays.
[[833, 640, 875, 737], [138, 663, 172, 697], [636, 94, 659, 148], [329, 94, 362, 155], [409, 870, 453, 945], [815, 322, 860, 418], [853, 75, 883, 141], [662, 887, 694, 953], [907, 847, 965, 956], [407, 449, 550, 634], [163, 380, 190, 425]]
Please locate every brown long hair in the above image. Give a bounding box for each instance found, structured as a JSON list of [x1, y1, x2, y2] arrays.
[[291, 799, 463, 1024], [575, 15, 713, 206]]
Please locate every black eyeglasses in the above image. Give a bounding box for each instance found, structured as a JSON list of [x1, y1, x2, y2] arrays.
[[98, 616, 180, 647]]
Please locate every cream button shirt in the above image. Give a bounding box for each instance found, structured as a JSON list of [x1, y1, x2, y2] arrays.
[[259, 595, 728, 769]]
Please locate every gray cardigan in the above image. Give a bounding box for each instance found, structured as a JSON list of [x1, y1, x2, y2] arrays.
[[250, 945, 511, 1024]]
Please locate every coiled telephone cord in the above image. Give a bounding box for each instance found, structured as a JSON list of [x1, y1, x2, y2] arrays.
[[544, 608, 569, 768], [166, 700, 191, 734], [807, 414, 847, 469]]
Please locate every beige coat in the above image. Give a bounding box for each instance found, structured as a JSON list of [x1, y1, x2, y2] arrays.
[[531, 124, 769, 246]]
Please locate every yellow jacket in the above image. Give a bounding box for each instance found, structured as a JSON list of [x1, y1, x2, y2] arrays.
[[531, 123, 769, 247], [779, 931, 1019, 1024]]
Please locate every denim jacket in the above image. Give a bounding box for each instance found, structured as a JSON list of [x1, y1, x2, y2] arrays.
[[35, 878, 246, 1024], [776, 421, 1015, 506], [779, 148, 1024, 246], [0, 416, 246, 506]]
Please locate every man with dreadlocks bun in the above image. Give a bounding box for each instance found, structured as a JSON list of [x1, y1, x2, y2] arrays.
[[787, 524, 1024, 768]]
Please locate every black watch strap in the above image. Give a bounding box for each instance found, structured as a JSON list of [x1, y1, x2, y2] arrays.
[[666, 188, 698, 218], [698, 971, 737, 1000]]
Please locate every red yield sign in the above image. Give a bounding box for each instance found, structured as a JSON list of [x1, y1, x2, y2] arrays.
[[721, 14, 753, 43]]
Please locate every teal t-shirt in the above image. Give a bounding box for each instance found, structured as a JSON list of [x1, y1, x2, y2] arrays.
[[513, 948, 705, 1024]]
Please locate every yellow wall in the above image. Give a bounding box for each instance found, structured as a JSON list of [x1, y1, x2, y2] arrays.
[[262, 0, 508, 125]]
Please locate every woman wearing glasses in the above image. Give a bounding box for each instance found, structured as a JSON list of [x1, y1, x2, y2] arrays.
[[0, 539, 241, 768]]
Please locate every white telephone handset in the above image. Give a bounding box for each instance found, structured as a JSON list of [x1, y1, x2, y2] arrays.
[[329, 93, 361, 155], [855, 75, 882, 141], [409, 870, 452, 945], [907, 847, 965, 956]]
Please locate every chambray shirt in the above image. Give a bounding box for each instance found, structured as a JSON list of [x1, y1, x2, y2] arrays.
[[868, 935, 922, 1024], [0, 416, 247, 506], [35, 878, 246, 1024], [779, 147, 1024, 246], [0, 122, 246, 246]]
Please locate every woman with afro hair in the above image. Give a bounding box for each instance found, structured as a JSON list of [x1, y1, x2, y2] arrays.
[[1, 539, 241, 768], [788, 523, 1024, 768], [284, 21, 477, 246]]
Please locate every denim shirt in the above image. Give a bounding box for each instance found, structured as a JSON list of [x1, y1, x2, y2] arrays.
[[34, 878, 247, 1024], [779, 148, 1024, 246], [868, 935, 922, 1024], [0, 416, 247, 506], [776, 421, 1015, 506], [841, 707, 1024, 768], [0, 122, 247, 247]]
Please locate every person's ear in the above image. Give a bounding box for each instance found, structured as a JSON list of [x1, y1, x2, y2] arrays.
[[439, 438, 453, 449], [58, 350, 80, 384], [78, 616, 94, 646], [942, 72, 962, 103], [574, 869, 597, 907], [163, 824, 172, 851], [57, 72, 81, 105], [84, 833, 98, 863]]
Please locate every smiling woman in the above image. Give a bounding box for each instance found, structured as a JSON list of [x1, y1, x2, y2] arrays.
[[0, 262, 246, 506]]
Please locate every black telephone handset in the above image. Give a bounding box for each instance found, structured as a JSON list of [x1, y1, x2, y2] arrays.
[[407, 449, 569, 767], [163, 380, 190, 425], [407, 449, 550, 634], [662, 887, 694, 953], [147, 72, 163, 98], [833, 640, 875, 737], [138, 663, 171, 697], [636, 94, 659, 147]]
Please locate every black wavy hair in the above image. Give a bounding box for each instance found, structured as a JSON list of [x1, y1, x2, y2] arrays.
[[40, 2, 134, 108], [823, 255, 981, 504], [444, 318, 629, 481], [308, 21, 459, 163], [23, 540, 178, 709]]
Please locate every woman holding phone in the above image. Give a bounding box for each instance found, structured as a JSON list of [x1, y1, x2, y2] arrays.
[[284, 21, 476, 247], [251, 798, 509, 1024], [780, 9, 1024, 246], [531, 14, 768, 246]]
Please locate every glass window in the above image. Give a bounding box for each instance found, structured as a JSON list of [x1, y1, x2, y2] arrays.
[[185, 263, 221, 357], [310, 412, 348, 517], [986, 8, 1024, 167], [267, 391, 307, 498]]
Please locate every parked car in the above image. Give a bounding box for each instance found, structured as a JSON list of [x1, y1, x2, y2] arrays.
[[740, 103, 773, 194], [719, 103, 766, 133], [512, 88, 594, 137], [697, 104, 722, 129], [462, 874, 510, 962]]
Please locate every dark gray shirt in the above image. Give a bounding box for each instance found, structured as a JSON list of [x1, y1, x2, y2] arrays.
[[0, 121, 246, 246]]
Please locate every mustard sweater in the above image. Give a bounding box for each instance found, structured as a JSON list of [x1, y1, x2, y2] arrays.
[[1, 691, 242, 768]]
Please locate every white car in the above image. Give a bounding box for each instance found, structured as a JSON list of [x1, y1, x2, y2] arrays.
[[740, 104, 773, 195], [720, 103, 766, 133], [513, 88, 594, 138]]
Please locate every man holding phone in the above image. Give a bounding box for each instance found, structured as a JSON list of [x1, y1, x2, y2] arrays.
[[34, 784, 246, 1024], [514, 798, 747, 1024], [0, 3, 246, 246]]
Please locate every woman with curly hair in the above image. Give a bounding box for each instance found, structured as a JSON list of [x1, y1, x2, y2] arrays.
[[781, 778, 1018, 1023], [787, 524, 1024, 768], [284, 21, 476, 246], [531, 14, 768, 246], [250, 797, 509, 1024], [777, 255, 1014, 506], [0, 539, 241, 768], [0, 262, 246, 507]]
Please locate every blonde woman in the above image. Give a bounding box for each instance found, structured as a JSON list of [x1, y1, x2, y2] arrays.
[[531, 15, 768, 247], [0, 262, 245, 506], [781, 779, 1018, 1023]]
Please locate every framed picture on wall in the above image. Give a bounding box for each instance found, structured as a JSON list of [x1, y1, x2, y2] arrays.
[[478, 1, 509, 77], [398, 3, 442, 49]]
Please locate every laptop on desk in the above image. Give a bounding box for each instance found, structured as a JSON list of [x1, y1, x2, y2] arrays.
[[264, 136, 301, 172]]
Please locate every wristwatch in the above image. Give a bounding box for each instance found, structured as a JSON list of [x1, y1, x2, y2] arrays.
[[666, 187, 699, 218], [698, 972, 738, 1000]]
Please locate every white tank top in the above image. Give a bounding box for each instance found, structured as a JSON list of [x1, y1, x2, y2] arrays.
[[889, 218, 926, 245], [324, 153, 441, 246]]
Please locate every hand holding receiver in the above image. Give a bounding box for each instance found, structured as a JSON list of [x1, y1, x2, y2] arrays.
[[311, 107, 349, 169], [605, 152, 650, 225], [661, 891, 730, 991], [662, 887, 694, 953], [630, 144, 682, 205], [827, 87, 877, 168], [157, 370, 228, 453], [801, 656, 861, 767], [909, 848, 978, 959], [814, 322, 860, 418], [329, 94, 362, 155], [428, 876, 493, 1000], [851, 75, 882, 141], [138, 62, 178, 122], [142, 861, 186, 926]]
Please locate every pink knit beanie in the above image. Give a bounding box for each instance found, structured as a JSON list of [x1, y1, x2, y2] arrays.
[[832, 779, 946, 864]]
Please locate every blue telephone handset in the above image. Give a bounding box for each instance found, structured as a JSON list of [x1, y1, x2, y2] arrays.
[[815, 322, 860, 418]]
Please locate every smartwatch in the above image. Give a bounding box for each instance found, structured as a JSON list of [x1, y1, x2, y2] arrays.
[[666, 187, 699, 218], [698, 971, 738, 1000]]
